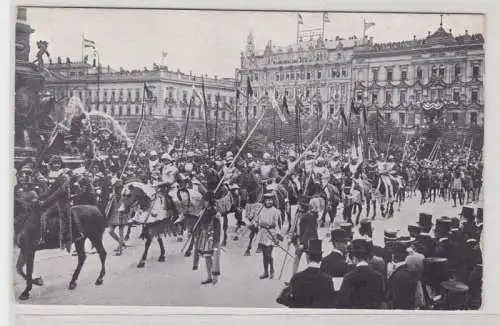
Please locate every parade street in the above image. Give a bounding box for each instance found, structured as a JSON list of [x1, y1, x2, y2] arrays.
[[13, 193, 481, 307]]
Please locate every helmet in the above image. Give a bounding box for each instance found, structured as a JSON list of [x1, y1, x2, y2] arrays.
[[247, 153, 253, 159], [161, 153, 172, 161], [187, 151, 195, 158], [150, 150, 157, 157], [288, 150, 297, 158], [263, 153, 271, 160]]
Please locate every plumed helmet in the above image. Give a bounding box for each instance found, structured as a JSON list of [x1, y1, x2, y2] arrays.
[[161, 153, 172, 161]]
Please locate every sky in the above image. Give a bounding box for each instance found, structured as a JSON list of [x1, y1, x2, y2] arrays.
[[24, 8, 485, 78]]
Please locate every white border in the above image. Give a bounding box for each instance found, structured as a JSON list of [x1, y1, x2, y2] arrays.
[[3, 0, 500, 324]]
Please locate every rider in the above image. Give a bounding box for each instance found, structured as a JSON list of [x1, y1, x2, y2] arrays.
[[258, 153, 277, 184], [38, 156, 84, 250], [160, 153, 179, 188]]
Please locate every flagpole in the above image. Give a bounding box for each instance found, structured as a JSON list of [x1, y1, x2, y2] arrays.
[[201, 78, 211, 160], [214, 94, 220, 158], [235, 82, 239, 139], [81, 34, 84, 62], [322, 13, 325, 40], [181, 96, 194, 160], [246, 97, 250, 138], [296, 17, 300, 44], [362, 18, 366, 43]]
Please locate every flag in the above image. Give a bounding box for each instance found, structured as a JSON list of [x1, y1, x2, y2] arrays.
[[83, 38, 96, 49], [144, 83, 153, 100], [201, 79, 209, 121], [246, 76, 253, 97], [192, 84, 206, 121], [364, 19, 375, 31], [269, 90, 288, 124], [297, 13, 304, 24], [340, 105, 348, 125], [323, 12, 330, 23], [161, 51, 168, 58], [282, 96, 289, 115]]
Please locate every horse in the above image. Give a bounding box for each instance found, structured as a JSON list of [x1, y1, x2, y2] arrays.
[[374, 173, 402, 219], [117, 181, 177, 268], [14, 194, 107, 301], [341, 175, 366, 225]]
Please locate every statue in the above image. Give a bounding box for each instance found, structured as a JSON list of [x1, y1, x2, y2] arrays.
[[32, 40, 50, 72]]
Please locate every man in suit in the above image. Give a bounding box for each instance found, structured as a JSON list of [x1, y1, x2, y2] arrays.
[[321, 228, 352, 277], [337, 239, 385, 309], [386, 240, 418, 309], [286, 239, 336, 308]]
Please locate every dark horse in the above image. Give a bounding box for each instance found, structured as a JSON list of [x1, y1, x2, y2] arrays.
[[14, 196, 107, 301]]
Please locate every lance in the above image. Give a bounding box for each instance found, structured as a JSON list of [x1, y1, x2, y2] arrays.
[[180, 96, 194, 160], [385, 133, 392, 159], [466, 138, 473, 162], [214, 94, 220, 158]]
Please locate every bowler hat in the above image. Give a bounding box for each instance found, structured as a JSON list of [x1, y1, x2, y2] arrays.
[[306, 239, 323, 255], [391, 241, 409, 256], [358, 219, 373, 237], [460, 206, 475, 220], [331, 228, 348, 242]]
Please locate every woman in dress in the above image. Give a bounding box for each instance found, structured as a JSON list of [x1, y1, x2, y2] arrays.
[[107, 180, 128, 256]]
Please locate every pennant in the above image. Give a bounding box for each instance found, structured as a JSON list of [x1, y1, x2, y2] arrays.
[[323, 13, 330, 23], [83, 38, 96, 49], [340, 105, 348, 126], [282, 96, 289, 115], [269, 91, 288, 124], [201, 79, 209, 121], [192, 84, 206, 121], [297, 13, 304, 25], [144, 83, 154, 100], [247, 76, 253, 97], [377, 108, 385, 125]]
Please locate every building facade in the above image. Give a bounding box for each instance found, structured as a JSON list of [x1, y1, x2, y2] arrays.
[[237, 20, 484, 131], [44, 58, 237, 132]]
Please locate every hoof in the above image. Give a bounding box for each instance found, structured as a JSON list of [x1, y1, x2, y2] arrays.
[[137, 261, 145, 268], [18, 292, 30, 301], [95, 278, 103, 286], [158, 256, 165, 262], [233, 236, 239, 241], [184, 251, 191, 257], [114, 251, 122, 256], [221, 241, 227, 247], [68, 282, 77, 290], [33, 277, 44, 286], [244, 250, 250, 256]]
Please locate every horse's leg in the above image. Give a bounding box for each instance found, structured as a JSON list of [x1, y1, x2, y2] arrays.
[[157, 236, 166, 262], [69, 239, 86, 290], [124, 223, 132, 242], [16, 251, 27, 280], [371, 200, 376, 220], [286, 205, 292, 233], [137, 234, 152, 268], [18, 248, 35, 300], [355, 203, 362, 225], [222, 213, 228, 247], [244, 228, 255, 256], [89, 236, 107, 286], [365, 197, 371, 217]]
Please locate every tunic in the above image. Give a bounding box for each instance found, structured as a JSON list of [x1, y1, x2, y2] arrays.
[[161, 164, 178, 184], [107, 196, 129, 226], [260, 164, 274, 179], [256, 206, 281, 247]]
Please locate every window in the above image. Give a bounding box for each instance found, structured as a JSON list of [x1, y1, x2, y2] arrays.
[[471, 90, 478, 102], [452, 112, 459, 123], [431, 89, 437, 101], [371, 93, 378, 104], [290, 72, 295, 80], [305, 89, 310, 97], [168, 90, 173, 99], [415, 90, 422, 102], [317, 71, 322, 79], [149, 106, 153, 115], [229, 97, 234, 104], [417, 67, 423, 80], [222, 111, 226, 120], [438, 89, 443, 99], [276, 72, 280, 81], [473, 64, 480, 78], [455, 64, 461, 79], [385, 90, 392, 104], [70, 72, 76, 77], [168, 108, 173, 116], [356, 92, 362, 101], [253, 106, 257, 116], [135, 106, 140, 115], [431, 66, 438, 77], [207, 94, 212, 104], [399, 113, 405, 124], [331, 69, 336, 78], [400, 90, 407, 104], [111, 90, 115, 98], [341, 85, 346, 96], [470, 112, 478, 125], [300, 71, 305, 80], [135, 89, 140, 100], [254, 74, 258, 81], [453, 90, 460, 102], [372, 69, 378, 82], [342, 69, 347, 77], [111, 106, 115, 115], [401, 70, 408, 81], [127, 89, 132, 99], [182, 110, 186, 117], [126, 106, 131, 116], [385, 113, 391, 122], [183, 91, 188, 101], [118, 106, 123, 116], [439, 67, 445, 78], [306, 72, 311, 80], [103, 106, 107, 114], [386, 69, 393, 82], [285, 89, 289, 97], [191, 108, 195, 117], [198, 109, 202, 118], [330, 104, 335, 115]]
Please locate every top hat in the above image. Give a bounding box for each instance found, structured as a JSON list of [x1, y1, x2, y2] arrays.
[[460, 206, 475, 220], [435, 217, 452, 235], [476, 208, 483, 223], [450, 217, 460, 229], [391, 241, 410, 256], [349, 238, 370, 257], [306, 239, 323, 255], [263, 191, 275, 199], [396, 236, 416, 247], [331, 228, 349, 242], [340, 223, 354, 238], [384, 229, 399, 242], [417, 213, 433, 230], [358, 219, 373, 237], [423, 257, 449, 289], [440, 280, 470, 309], [408, 224, 422, 238]]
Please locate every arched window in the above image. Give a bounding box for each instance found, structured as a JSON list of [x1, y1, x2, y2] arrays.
[[127, 106, 131, 116], [149, 106, 153, 115], [111, 106, 115, 115], [135, 106, 140, 115], [118, 106, 123, 116]]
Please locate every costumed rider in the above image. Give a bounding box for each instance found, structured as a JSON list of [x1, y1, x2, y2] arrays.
[[160, 153, 178, 189], [343, 155, 363, 179], [276, 152, 288, 178], [148, 150, 161, 184], [15, 163, 39, 207], [303, 151, 316, 175], [257, 152, 278, 185], [192, 191, 223, 285], [331, 151, 343, 181], [313, 156, 330, 186], [38, 156, 84, 251], [183, 151, 197, 178], [222, 151, 239, 185]]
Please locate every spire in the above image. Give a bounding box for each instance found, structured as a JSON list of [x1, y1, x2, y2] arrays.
[[440, 14, 443, 28], [246, 31, 255, 55]]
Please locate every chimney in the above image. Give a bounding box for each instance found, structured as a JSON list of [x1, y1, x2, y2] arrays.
[[413, 35, 416, 40], [465, 29, 469, 35]]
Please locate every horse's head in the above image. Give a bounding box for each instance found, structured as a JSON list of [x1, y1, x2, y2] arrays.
[[118, 183, 150, 213]]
